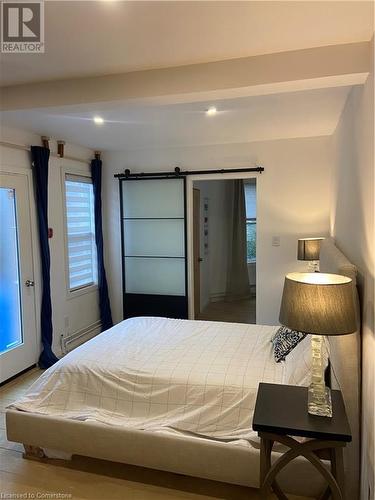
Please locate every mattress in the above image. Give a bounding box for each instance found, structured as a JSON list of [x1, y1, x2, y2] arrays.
[[10, 317, 284, 445]]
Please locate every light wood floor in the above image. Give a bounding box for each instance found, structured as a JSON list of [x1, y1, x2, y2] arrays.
[[197, 298, 256, 324], [0, 368, 309, 500]]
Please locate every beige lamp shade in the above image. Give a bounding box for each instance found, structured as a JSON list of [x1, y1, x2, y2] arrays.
[[279, 272, 356, 335], [297, 238, 324, 261]]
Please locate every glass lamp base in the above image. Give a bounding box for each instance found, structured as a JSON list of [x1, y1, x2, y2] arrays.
[[308, 385, 332, 417], [307, 260, 320, 273]]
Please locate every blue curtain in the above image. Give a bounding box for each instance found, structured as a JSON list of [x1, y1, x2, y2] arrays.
[[31, 146, 59, 368], [91, 159, 113, 330]]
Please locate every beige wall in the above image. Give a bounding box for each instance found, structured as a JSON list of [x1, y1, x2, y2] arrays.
[[102, 135, 332, 326], [330, 42, 374, 499]]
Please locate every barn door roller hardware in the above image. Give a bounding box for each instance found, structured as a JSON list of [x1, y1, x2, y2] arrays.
[[114, 166, 264, 179]]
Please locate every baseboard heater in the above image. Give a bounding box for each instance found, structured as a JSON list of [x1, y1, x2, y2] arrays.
[[61, 320, 102, 354]]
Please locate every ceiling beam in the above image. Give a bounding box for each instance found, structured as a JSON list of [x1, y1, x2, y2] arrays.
[[0, 41, 371, 111]]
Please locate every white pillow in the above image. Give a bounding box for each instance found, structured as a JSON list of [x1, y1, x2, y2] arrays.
[[284, 335, 330, 386]]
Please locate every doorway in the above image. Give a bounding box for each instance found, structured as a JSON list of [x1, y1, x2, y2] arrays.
[[0, 173, 38, 383], [192, 178, 256, 324]]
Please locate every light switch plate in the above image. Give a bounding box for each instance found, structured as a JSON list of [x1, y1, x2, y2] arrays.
[[272, 236, 280, 246]]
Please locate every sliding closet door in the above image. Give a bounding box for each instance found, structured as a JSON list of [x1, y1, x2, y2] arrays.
[[120, 178, 188, 319]]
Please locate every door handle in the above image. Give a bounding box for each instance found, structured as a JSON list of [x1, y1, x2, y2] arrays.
[[25, 279, 35, 287], [198, 258, 203, 262]]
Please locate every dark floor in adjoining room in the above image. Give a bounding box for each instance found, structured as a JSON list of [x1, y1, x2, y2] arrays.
[[197, 297, 256, 324]]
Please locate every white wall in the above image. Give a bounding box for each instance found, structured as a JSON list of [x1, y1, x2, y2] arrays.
[[102, 135, 332, 326], [330, 44, 374, 498], [0, 126, 99, 358]]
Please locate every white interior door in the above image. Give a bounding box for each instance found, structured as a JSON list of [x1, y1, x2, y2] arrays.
[[0, 172, 38, 383]]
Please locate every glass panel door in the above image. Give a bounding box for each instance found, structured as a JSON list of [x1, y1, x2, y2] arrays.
[[121, 177, 188, 319], [0, 173, 37, 383], [0, 188, 23, 354]]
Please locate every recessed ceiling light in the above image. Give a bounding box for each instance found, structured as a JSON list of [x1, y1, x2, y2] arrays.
[[206, 107, 217, 116], [93, 116, 104, 125]]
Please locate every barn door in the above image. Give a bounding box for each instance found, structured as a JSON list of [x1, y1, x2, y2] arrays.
[[120, 177, 188, 319]]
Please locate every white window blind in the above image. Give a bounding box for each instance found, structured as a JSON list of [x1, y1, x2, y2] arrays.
[[65, 175, 97, 291], [244, 181, 256, 219]]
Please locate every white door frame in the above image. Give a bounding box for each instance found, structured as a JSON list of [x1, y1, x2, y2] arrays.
[[0, 166, 40, 380], [186, 172, 260, 320]]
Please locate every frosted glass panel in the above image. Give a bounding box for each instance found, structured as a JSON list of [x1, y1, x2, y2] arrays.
[[0, 188, 23, 354], [122, 179, 184, 218], [124, 219, 185, 257], [125, 258, 185, 295]]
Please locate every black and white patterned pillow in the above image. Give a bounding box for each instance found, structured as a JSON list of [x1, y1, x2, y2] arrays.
[[272, 326, 307, 363]]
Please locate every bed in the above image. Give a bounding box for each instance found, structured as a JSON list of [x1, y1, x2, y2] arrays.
[[5, 237, 361, 498]]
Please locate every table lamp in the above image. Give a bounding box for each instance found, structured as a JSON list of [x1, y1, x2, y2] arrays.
[[297, 237, 324, 272], [279, 272, 356, 417]]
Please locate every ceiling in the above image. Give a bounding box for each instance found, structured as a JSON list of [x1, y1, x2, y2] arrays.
[[1, 1, 373, 87], [1, 86, 351, 150]]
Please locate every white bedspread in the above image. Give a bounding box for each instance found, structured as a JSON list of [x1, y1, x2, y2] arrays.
[[11, 317, 284, 443]]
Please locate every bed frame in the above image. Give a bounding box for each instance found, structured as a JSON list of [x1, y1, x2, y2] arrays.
[[6, 237, 361, 498]]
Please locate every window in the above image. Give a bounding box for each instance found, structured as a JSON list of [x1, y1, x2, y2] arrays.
[[244, 181, 256, 262], [65, 175, 97, 291]]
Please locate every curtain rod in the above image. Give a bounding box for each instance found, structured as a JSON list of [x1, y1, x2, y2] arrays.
[[0, 141, 91, 165], [114, 166, 264, 179]]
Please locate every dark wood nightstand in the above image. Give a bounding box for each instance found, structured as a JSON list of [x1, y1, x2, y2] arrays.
[[252, 383, 352, 500]]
